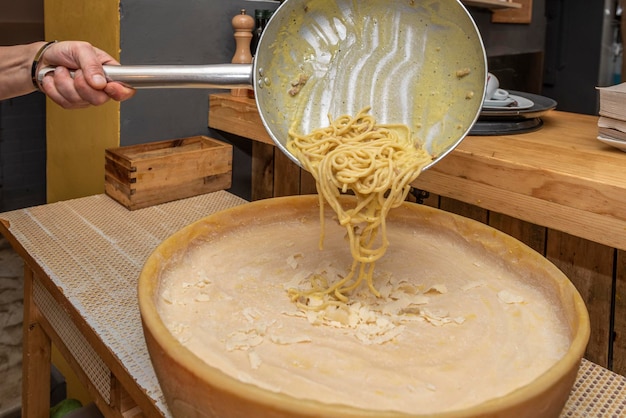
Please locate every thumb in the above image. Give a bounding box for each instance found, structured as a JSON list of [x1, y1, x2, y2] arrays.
[[81, 63, 108, 89]]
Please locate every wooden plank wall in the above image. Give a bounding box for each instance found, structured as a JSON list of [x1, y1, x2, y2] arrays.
[[250, 150, 624, 376]]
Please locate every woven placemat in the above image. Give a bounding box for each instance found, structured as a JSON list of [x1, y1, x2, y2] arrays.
[[561, 358, 626, 417], [1, 191, 246, 415]]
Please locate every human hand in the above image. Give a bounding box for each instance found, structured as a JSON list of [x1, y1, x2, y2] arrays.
[[37, 41, 136, 109]]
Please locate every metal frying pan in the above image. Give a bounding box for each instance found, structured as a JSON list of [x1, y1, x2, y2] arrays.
[[40, 0, 486, 171]]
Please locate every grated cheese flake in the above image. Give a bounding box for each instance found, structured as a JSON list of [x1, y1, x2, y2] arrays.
[[194, 293, 211, 302], [286, 253, 303, 269], [425, 284, 448, 294], [269, 334, 312, 345], [248, 350, 262, 369], [225, 329, 265, 351], [498, 290, 525, 304]]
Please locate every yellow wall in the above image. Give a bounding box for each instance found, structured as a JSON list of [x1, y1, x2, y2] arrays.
[[51, 346, 92, 407], [44, 0, 121, 203], [44, 0, 120, 404]]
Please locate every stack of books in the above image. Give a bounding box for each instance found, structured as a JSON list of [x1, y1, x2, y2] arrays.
[[597, 83, 626, 143]]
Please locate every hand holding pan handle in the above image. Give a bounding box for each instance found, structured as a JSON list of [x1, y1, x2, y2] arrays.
[[38, 0, 487, 173], [38, 64, 254, 89]]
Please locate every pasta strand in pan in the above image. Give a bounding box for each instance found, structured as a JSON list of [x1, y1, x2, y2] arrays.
[[287, 108, 432, 304]]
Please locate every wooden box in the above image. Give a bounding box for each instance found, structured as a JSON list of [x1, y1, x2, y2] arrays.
[[105, 136, 232, 210]]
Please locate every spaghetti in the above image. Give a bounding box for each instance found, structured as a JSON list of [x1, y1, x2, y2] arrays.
[[287, 108, 432, 303]]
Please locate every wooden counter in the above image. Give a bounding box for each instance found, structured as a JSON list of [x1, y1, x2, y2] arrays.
[[209, 93, 622, 249], [208, 92, 626, 376]]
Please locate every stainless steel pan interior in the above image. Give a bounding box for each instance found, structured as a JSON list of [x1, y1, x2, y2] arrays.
[[39, 0, 487, 171], [255, 0, 487, 170]]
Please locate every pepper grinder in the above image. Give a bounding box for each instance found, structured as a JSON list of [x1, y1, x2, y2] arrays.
[[231, 9, 254, 97]]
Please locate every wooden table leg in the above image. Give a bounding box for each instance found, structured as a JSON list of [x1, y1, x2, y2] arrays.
[[21, 265, 51, 417]]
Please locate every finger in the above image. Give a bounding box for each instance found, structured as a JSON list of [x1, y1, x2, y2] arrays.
[[73, 70, 112, 106], [47, 67, 91, 109], [72, 45, 110, 90], [54, 67, 90, 104], [40, 74, 89, 109], [41, 42, 131, 105], [103, 83, 136, 102]]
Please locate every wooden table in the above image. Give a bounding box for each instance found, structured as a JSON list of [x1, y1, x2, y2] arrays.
[[2, 190, 626, 416], [208, 93, 626, 374], [0, 191, 245, 417]]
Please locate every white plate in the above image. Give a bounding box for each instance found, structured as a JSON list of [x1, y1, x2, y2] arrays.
[[483, 97, 515, 107], [483, 94, 534, 111], [597, 135, 626, 152]]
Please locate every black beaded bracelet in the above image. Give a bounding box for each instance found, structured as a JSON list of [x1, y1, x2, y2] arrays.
[[31, 41, 58, 91]]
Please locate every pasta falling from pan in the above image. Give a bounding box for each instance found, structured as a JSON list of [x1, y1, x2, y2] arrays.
[[286, 108, 432, 306]]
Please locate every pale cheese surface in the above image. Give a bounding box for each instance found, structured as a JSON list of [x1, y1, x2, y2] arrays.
[[157, 216, 570, 415]]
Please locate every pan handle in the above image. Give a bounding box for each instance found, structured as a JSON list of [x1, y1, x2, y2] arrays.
[[38, 64, 254, 89]]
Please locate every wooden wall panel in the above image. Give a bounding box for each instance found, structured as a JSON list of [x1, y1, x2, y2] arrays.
[[251, 142, 274, 200], [300, 170, 317, 195], [613, 250, 626, 375], [439, 197, 488, 224], [546, 230, 614, 368], [273, 151, 300, 197], [420, 192, 440, 208], [408, 189, 439, 208], [488, 213, 546, 255]]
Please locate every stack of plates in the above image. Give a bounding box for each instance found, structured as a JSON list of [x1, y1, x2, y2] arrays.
[[469, 91, 558, 136], [596, 136, 626, 152]]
